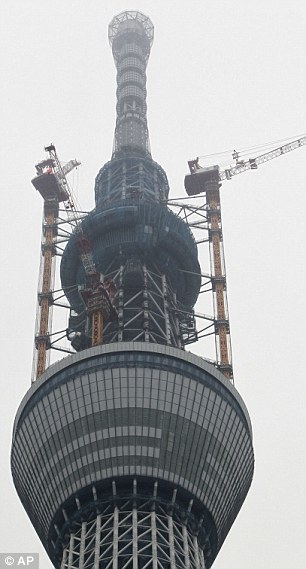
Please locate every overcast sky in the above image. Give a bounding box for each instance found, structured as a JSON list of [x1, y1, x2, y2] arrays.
[[1, 1, 306, 567]]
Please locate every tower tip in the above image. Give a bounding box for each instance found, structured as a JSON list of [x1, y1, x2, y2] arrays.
[[109, 10, 154, 60]]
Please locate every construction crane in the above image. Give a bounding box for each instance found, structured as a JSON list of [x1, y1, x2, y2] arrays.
[[184, 134, 306, 380], [32, 144, 116, 381], [185, 134, 306, 194]]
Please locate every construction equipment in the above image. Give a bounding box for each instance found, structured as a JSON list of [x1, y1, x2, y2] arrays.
[[32, 144, 116, 381], [184, 134, 306, 379], [32, 145, 80, 379], [185, 134, 306, 195], [80, 280, 117, 346]]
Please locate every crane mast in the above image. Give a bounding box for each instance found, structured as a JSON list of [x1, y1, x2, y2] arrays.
[[35, 199, 56, 378], [32, 144, 78, 380], [184, 134, 305, 380], [32, 144, 117, 381], [207, 185, 232, 377]]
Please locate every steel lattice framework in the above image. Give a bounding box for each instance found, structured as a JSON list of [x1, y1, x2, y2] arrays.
[[60, 491, 205, 569], [67, 260, 183, 349], [102, 261, 182, 347]]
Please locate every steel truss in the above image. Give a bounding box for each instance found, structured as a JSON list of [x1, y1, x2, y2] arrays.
[[31, 208, 85, 381], [33, 195, 233, 380], [33, 192, 233, 382], [60, 490, 206, 569], [166, 189, 233, 381], [95, 159, 169, 207], [100, 260, 183, 348], [33, 203, 192, 374]]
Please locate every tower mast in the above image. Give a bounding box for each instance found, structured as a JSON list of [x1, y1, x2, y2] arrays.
[[11, 12, 254, 569], [109, 10, 153, 157]]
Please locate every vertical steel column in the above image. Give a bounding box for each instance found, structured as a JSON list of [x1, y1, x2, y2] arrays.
[[151, 510, 158, 569], [143, 265, 150, 342], [60, 548, 67, 569], [118, 264, 124, 341], [168, 515, 176, 569], [67, 533, 75, 568], [122, 161, 126, 200], [193, 535, 201, 569], [162, 274, 172, 345], [207, 183, 232, 378], [183, 524, 191, 569], [132, 507, 138, 569], [94, 514, 101, 568], [79, 521, 87, 568], [172, 291, 182, 349], [35, 201, 57, 379], [113, 506, 119, 569], [199, 546, 206, 568]]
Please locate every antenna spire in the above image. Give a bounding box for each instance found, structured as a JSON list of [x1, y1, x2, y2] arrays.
[[108, 11, 154, 157]]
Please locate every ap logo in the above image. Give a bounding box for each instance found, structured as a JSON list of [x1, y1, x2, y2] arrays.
[[1, 554, 39, 568]]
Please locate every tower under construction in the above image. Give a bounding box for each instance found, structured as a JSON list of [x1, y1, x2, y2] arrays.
[[11, 11, 254, 568]]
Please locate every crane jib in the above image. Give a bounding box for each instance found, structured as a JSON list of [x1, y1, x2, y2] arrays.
[[187, 135, 306, 186]]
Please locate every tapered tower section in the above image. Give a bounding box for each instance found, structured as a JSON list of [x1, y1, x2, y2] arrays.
[[11, 11, 254, 569], [109, 10, 153, 156]]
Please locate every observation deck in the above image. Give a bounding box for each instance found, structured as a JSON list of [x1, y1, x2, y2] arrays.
[[11, 343, 254, 568]]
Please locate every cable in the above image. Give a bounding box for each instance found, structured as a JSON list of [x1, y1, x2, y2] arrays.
[[197, 133, 306, 162]]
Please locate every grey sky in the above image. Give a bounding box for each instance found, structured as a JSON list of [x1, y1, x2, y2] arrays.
[[1, 1, 305, 567]]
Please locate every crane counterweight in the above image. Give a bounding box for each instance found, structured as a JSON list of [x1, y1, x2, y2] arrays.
[[185, 164, 220, 196]]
